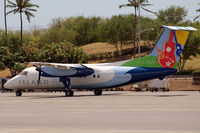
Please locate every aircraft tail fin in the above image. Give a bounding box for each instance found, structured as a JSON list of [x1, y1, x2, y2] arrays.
[[122, 25, 197, 68]]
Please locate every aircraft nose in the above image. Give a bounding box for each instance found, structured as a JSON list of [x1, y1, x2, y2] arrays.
[[4, 79, 14, 89]]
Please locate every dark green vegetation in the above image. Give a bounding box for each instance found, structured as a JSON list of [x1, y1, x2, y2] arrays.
[[0, 5, 200, 76]]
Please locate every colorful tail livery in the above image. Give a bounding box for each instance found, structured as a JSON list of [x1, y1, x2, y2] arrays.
[[122, 25, 197, 68]]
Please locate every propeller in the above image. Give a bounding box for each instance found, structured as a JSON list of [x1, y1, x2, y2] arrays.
[[34, 65, 42, 85]]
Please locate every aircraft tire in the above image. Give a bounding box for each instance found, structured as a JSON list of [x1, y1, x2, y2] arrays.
[[65, 90, 74, 97], [94, 89, 102, 96], [16, 90, 22, 97], [162, 88, 166, 92]]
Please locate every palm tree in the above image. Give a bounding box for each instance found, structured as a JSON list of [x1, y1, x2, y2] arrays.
[[4, 0, 8, 35], [6, 0, 39, 45], [119, 0, 156, 58], [194, 3, 200, 21]]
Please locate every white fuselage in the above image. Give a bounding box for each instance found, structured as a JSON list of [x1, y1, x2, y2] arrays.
[[5, 66, 134, 90]]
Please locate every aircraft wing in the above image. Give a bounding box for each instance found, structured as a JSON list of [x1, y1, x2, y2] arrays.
[[31, 62, 77, 70], [30, 62, 94, 77]]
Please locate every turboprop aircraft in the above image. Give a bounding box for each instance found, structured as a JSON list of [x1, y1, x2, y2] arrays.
[[4, 25, 197, 97]]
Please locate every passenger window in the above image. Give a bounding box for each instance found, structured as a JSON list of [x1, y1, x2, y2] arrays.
[[97, 74, 100, 78], [20, 71, 28, 76], [93, 74, 96, 78]]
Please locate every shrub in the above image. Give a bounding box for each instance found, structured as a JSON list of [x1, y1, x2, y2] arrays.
[[0, 62, 5, 70], [13, 63, 26, 73], [192, 70, 200, 77], [192, 70, 200, 85]]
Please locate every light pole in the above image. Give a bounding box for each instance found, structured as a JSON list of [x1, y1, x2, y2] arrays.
[[137, 1, 153, 92], [138, 3, 141, 57], [137, 2, 153, 58]]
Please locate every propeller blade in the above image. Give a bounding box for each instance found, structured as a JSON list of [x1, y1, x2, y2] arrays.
[[34, 65, 42, 85], [38, 70, 41, 85]]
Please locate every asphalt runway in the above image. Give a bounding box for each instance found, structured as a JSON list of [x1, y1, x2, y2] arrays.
[[0, 91, 200, 133]]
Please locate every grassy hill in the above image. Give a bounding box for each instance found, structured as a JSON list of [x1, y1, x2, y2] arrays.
[[184, 55, 200, 70], [81, 41, 149, 54]]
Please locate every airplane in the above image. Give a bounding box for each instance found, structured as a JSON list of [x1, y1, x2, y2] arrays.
[[4, 25, 197, 97]]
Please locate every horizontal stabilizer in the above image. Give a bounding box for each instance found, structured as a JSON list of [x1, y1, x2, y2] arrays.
[[162, 25, 197, 31]]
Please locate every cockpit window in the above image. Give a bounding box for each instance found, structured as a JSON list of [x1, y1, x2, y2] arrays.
[[19, 71, 28, 76]]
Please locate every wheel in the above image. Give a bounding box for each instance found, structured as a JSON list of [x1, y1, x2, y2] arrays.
[[94, 89, 102, 96], [65, 90, 74, 97], [136, 88, 142, 92], [162, 88, 166, 92], [16, 90, 22, 97]]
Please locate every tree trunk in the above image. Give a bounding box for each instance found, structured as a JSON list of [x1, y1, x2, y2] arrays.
[[133, 7, 137, 58], [178, 56, 182, 71], [120, 42, 123, 55], [180, 58, 186, 72], [4, 0, 7, 36], [114, 43, 119, 56], [20, 12, 23, 45]]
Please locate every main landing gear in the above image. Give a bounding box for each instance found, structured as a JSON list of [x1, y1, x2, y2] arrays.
[[16, 90, 22, 97], [94, 89, 102, 96], [65, 90, 74, 97], [61, 77, 74, 97]]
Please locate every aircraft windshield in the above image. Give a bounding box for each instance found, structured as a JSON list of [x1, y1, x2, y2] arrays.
[[19, 71, 28, 76]]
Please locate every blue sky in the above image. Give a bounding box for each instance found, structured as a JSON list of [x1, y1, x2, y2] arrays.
[[0, 0, 199, 30]]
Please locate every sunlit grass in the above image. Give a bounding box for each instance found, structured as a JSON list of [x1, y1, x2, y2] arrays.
[[184, 54, 200, 71]]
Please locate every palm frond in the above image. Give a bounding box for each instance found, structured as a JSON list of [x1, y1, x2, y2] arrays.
[[7, 0, 17, 6], [16, 0, 22, 6], [141, 7, 158, 16], [139, 0, 148, 4], [6, 8, 18, 15], [26, 8, 37, 12], [193, 15, 200, 21], [25, 11, 30, 22], [119, 4, 133, 8], [25, 10, 35, 22], [26, 3, 39, 8], [24, 0, 29, 4], [6, 5, 17, 8], [128, 0, 133, 4], [141, 3, 152, 6], [14, 8, 20, 14]]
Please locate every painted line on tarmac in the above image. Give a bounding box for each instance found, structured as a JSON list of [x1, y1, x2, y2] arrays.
[[0, 128, 40, 132]]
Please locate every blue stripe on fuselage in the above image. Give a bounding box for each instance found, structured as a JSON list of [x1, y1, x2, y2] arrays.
[[72, 67, 177, 89], [125, 67, 177, 84]]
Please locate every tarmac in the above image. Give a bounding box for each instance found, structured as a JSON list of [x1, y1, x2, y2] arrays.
[[0, 91, 200, 133]]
